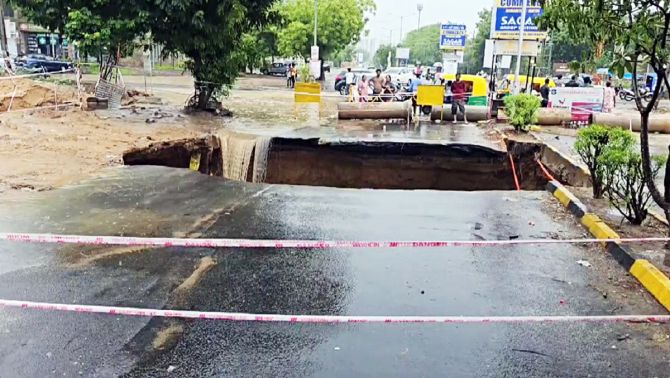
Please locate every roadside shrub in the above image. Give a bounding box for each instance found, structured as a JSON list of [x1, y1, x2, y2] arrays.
[[574, 125, 634, 198], [298, 64, 313, 83], [601, 148, 666, 225], [503, 94, 540, 132]]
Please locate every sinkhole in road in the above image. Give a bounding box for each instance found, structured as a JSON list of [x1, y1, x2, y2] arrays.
[[123, 135, 553, 191]]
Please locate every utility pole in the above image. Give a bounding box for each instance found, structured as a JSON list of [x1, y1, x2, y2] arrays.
[[313, 0, 318, 46], [0, 0, 7, 57], [400, 16, 403, 44], [389, 29, 393, 46], [513, 0, 528, 94], [417, 4, 423, 30]]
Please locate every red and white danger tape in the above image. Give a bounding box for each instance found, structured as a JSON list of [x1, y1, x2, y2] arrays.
[[1, 299, 668, 324], [1, 232, 670, 249]]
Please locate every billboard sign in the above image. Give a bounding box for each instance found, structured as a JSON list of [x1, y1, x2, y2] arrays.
[[440, 24, 466, 50], [491, 0, 547, 40], [548, 87, 604, 112], [396, 47, 410, 60], [492, 39, 540, 56]]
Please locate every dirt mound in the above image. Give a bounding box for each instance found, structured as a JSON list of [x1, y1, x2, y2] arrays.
[[0, 78, 79, 112]]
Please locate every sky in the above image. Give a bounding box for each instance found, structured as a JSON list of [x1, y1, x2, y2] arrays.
[[362, 0, 493, 52]]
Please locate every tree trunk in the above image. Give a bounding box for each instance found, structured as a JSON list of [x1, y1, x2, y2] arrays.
[[197, 85, 214, 110]]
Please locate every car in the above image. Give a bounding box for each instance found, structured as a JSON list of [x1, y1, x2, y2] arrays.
[[263, 62, 292, 76], [383, 67, 414, 85], [19, 57, 73, 73], [334, 69, 376, 94], [14, 53, 53, 67]]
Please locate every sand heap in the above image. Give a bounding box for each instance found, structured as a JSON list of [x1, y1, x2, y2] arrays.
[[0, 78, 79, 112]]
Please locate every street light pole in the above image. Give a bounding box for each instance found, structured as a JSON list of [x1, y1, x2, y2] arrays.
[[417, 4, 423, 30], [400, 16, 403, 43], [313, 0, 318, 46], [513, 0, 528, 94]]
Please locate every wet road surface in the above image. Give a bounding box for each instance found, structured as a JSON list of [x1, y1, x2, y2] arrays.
[[0, 166, 668, 376]]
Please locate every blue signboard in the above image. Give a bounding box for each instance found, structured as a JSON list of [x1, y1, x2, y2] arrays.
[[491, 0, 547, 40], [440, 24, 466, 50]]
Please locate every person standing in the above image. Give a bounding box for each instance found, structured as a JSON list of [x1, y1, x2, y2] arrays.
[[540, 78, 550, 108], [358, 75, 369, 102], [382, 74, 396, 102], [565, 75, 580, 87], [370, 69, 385, 101], [290, 63, 297, 88], [286, 63, 292, 88], [409, 71, 424, 115], [451, 73, 468, 123], [603, 81, 616, 112], [344, 67, 355, 97]]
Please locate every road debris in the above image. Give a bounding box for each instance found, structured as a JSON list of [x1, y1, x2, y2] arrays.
[[577, 260, 592, 268], [511, 348, 551, 357], [617, 334, 630, 341]]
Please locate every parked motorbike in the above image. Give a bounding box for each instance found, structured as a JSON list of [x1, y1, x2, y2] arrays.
[[619, 87, 653, 102]]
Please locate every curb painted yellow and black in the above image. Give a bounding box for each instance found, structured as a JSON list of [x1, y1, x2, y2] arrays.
[[547, 180, 670, 312]]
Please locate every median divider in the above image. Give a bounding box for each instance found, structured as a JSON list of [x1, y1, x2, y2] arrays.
[[546, 179, 670, 312]]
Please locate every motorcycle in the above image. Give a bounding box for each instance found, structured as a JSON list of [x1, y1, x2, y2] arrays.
[[618, 87, 653, 102]]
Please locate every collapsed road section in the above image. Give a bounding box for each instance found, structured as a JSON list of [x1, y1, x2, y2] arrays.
[[122, 132, 568, 191]]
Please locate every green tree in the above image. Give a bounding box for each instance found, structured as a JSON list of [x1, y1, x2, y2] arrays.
[[238, 29, 279, 73], [10, 0, 147, 80], [12, 0, 277, 110], [539, 0, 670, 238], [332, 44, 356, 67], [373, 44, 395, 70], [400, 24, 441, 65], [462, 9, 491, 74], [276, 0, 375, 60], [147, 0, 276, 110]]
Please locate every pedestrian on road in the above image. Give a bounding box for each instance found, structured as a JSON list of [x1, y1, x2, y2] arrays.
[[286, 63, 292, 88], [358, 75, 369, 102], [451, 73, 468, 123], [445, 80, 453, 104], [370, 69, 384, 101], [603, 81, 616, 112], [540, 78, 550, 108], [409, 71, 424, 115], [556, 74, 564, 87], [287, 63, 297, 89], [382, 74, 396, 101], [345, 67, 355, 98], [565, 75, 580, 87]]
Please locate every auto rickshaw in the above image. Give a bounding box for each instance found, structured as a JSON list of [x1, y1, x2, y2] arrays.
[[504, 75, 556, 93], [441, 74, 489, 106]]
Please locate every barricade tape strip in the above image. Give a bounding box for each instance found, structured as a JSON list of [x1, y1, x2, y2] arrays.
[[1, 299, 668, 324], [3, 232, 670, 249]]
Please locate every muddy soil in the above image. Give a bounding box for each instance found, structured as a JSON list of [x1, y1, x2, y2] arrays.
[[571, 186, 670, 274], [0, 108, 201, 195]]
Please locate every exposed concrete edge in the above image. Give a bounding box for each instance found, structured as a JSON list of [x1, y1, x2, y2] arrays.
[[531, 133, 592, 188], [546, 179, 670, 312], [649, 209, 669, 226]]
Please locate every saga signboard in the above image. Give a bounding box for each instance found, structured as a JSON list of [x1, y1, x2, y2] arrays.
[[490, 0, 547, 40], [440, 24, 466, 50]]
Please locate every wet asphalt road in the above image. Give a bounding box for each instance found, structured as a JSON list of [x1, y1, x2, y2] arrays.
[[0, 166, 668, 376]]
